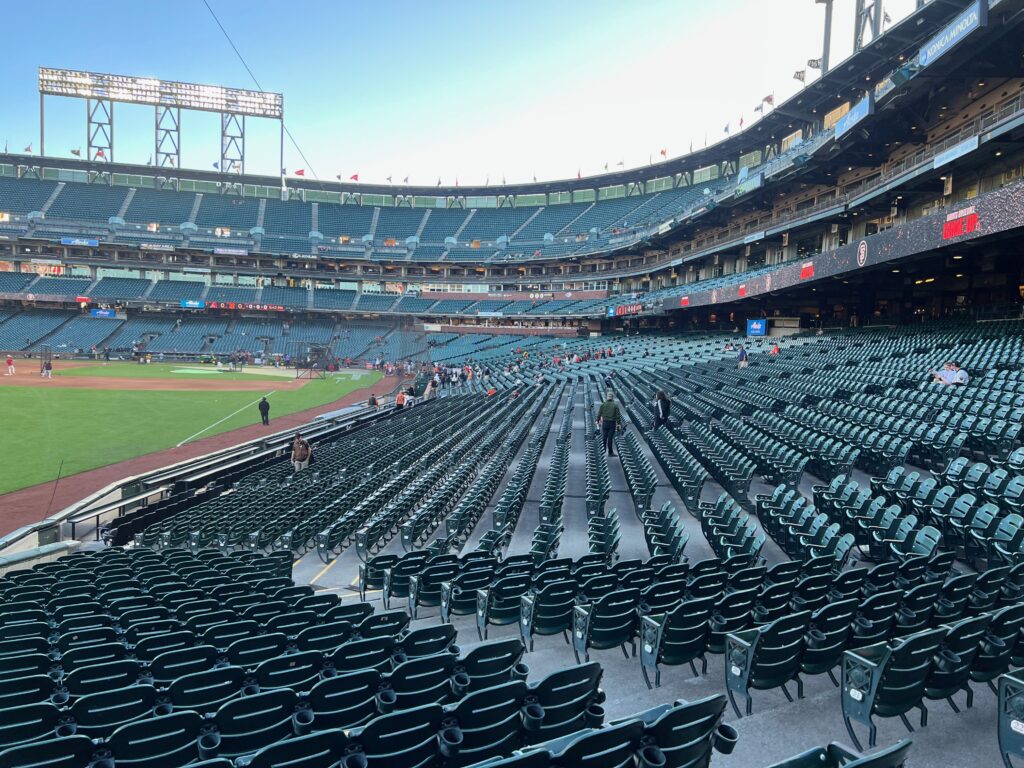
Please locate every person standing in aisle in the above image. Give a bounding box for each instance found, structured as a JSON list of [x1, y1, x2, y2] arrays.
[[596, 390, 622, 457]]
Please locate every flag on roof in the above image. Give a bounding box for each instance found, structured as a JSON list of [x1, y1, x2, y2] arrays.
[[501, 176, 506, 185], [577, 169, 581, 179], [883, 11, 891, 23], [723, 123, 730, 134], [404, 176, 409, 183], [386, 176, 392, 183], [23, 143, 31, 153], [604, 162, 609, 171], [763, 94, 774, 105], [95, 148, 106, 158], [146, 155, 153, 166], [807, 58, 822, 70], [436, 178, 441, 187], [532, 174, 537, 182], [688, 141, 693, 153], [455, 177, 459, 187], [617, 160, 624, 167], [295, 169, 305, 177], [349, 173, 358, 181], [281, 167, 287, 175], [659, 148, 667, 158], [212, 162, 219, 170], [70, 148, 81, 157], [739, 116, 744, 130], [793, 70, 806, 82], [335, 174, 341, 181], [754, 104, 764, 113]]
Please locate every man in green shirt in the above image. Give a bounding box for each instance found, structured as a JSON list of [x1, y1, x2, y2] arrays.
[[596, 390, 622, 457]]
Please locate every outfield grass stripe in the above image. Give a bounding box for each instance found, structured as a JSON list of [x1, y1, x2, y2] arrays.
[[175, 391, 275, 447]]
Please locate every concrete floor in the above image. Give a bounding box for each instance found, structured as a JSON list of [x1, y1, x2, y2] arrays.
[[290, 387, 1003, 767]]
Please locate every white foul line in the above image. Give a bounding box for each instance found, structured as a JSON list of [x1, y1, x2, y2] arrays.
[[176, 391, 275, 448]]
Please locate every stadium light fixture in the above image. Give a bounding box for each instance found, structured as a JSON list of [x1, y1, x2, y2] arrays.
[[39, 67, 282, 117]]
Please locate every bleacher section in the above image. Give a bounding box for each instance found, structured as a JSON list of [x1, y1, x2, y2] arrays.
[[0, 272, 34, 294], [210, 318, 283, 354], [261, 285, 309, 310], [0, 309, 74, 351], [47, 183, 128, 221], [317, 203, 374, 241], [419, 208, 468, 241], [31, 314, 123, 352], [194, 195, 260, 229], [123, 188, 197, 225], [353, 294, 398, 312], [334, 323, 391, 360], [375, 207, 424, 241], [147, 280, 205, 303], [263, 199, 312, 236], [206, 285, 258, 304], [102, 316, 177, 352], [0, 176, 59, 214], [145, 317, 228, 354], [29, 277, 93, 298], [312, 288, 357, 310], [90, 277, 152, 301]]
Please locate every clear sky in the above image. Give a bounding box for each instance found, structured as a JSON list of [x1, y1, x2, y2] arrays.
[[0, 0, 918, 184]]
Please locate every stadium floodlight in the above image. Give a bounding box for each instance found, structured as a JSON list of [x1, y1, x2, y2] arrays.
[[38, 67, 284, 176], [38, 68, 282, 118]]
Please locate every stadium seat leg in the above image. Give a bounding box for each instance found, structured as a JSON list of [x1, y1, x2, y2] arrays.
[[946, 696, 960, 714], [919, 702, 929, 727], [781, 684, 793, 703], [965, 684, 974, 709], [827, 669, 840, 687], [795, 676, 804, 699], [642, 664, 653, 690], [844, 718, 864, 752], [621, 643, 630, 660], [746, 694, 753, 716], [700, 655, 708, 675], [562, 630, 570, 645], [899, 713, 914, 733], [689, 660, 699, 677], [727, 687, 743, 719]]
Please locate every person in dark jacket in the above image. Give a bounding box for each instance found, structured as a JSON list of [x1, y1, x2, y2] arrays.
[[258, 396, 270, 425], [596, 390, 622, 457], [653, 390, 671, 430]]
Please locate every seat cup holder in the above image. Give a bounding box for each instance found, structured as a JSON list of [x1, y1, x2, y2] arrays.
[[584, 703, 605, 727], [55, 722, 77, 738], [91, 760, 115, 768], [153, 703, 173, 717], [321, 665, 338, 679], [714, 723, 739, 754], [982, 634, 1007, 655], [512, 662, 530, 681], [342, 753, 368, 768], [451, 672, 471, 697], [638, 745, 667, 768], [439, 726, 464, 758], [241, 684, 260, 697], [50, 691, 70, 707], [376, 688, 397, 713], [391, 652, 408, 667], [292, 706, 315, 735], [198, 731, 221, 760], [806, 628, 826, 649], [935, 648, 961, 672], [522, 702, 545, 731]]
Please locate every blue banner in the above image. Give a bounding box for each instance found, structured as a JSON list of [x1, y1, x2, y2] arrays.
[[180, 299, 206, 309], [835, 93, 874, 140], [932, 135, 979, 169], [918, 1, 987, 68], [60, 237, 99, 247], [90, 309, 117, 318], [746, 319, 767, 337]]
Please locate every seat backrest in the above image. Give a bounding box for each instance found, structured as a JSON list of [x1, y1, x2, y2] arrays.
[[106, 711, 203, 768], [350, 702, 445, 768], [645, 694, 728, 768], [306, 668, 382, 730]]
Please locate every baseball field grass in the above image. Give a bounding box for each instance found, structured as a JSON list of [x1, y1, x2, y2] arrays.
[[0, 370, 381, 495], [54, 361, 285, 381]]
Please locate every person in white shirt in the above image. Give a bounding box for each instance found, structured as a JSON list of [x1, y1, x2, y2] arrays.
[[951, 363, 969, 385], [931, 362, 955, 385]]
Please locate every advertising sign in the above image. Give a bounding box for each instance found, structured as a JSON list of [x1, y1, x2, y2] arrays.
[[746, 319, 767, 337]]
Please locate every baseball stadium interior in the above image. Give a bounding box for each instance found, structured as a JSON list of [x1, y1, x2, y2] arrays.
[[2, 1, 1024, 767]]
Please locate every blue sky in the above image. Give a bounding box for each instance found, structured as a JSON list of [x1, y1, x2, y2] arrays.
[[0, 0, 917, 183]]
